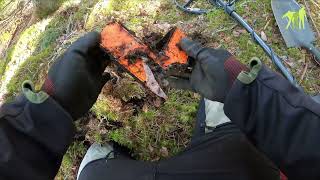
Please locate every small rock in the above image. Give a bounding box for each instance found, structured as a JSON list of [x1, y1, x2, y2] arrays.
[[282, 56, 295, 67], [232, 29, 246, 37], [239, 29, 247, 34], [160, 147, 169, 157], [261, 31, 268, 42], [148, 145, 154, 153], [153, 97, 162, 107], [280, 56, 288, 61], [233, 30, 240, 37], [142, 104, 149, 112], [162, 79, 169, 87], [155, 23, 171, 31]]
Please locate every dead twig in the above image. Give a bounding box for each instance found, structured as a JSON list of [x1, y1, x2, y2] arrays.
[[299, 58, 309, 84], [303, 0, 320, 38], [263, 19, 271, 30]]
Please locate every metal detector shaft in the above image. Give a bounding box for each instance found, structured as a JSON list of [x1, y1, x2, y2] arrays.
[[210, 0, 297, 86]]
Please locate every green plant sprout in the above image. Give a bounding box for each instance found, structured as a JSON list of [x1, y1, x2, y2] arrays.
[[282, 7, 307, 30]]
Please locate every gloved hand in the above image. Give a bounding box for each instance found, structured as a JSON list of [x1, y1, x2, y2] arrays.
[[167, 38, 248, 102], [42, 32, 111, 120]]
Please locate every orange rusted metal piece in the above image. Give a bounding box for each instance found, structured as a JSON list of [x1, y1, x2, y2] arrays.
[[101, 23, 156, 82], [100, 22, 188, 99], [157, 28, 188, 69]]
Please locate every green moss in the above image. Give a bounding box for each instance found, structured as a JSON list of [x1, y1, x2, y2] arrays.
[[5, 1, 317, 179], [9, 20, 49, 62], [73, 0, 100, 23], [108, 0, 147, 12], [33, 0, 68, 19], [235, 34, 268, 64], [163, 89, 199, 123], [206, 9, 232, 29], [0, 0, 20, 19], [37, 17, 66, 50], [0, 31, 11, 44], [155, 0, 192, 23], [287, 48, 302, 60], [109, 128, 134, 149], [128, 17, 144, 27], [236, 0, 271, 17], [1, 5, 85, 102], [5, 46, 54, 101], [0, 0, 7, 9], [0, 18, 53, 82], [94, 133, 103, 144], [141, 110, 156, 121], [113, 77, 146, 102], [85, 0, 113, 30], [1, 14, 64, 80], [57, 155, 73, 179], [57, 141, 87, 179], [107, 89, 198, 161], [92, 98, 119, 121], [0, 47, 14, 77]]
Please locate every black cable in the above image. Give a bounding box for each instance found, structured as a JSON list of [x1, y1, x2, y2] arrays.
[[173, 0, 208, 14]]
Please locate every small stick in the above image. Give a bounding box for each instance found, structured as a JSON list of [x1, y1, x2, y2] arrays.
[[299, 57, 308, 84], [263, 19, 271, 30]]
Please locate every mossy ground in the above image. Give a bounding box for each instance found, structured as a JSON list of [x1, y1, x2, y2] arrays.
[[0, 0, 319, 179]]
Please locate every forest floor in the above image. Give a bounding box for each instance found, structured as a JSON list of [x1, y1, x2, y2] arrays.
[[0, 0, 319, 179]]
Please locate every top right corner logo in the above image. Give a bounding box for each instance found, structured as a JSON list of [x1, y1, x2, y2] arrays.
[[282, 7, 307, 30]]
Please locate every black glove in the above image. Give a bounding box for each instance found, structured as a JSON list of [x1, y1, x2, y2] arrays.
[[167, 38, 248, 102], [42, 32, 111, 120]]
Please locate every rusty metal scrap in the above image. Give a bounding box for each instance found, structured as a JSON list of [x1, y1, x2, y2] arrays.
[[100, 22, 188, 99]]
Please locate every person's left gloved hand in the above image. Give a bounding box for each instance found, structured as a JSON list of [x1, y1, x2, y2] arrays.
[[167, 38, 248, 102], [42, 32, 111, 120]]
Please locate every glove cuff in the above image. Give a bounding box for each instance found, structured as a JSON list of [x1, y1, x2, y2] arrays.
[[42, 77, 55, 96], [224, 56, 249, 86]]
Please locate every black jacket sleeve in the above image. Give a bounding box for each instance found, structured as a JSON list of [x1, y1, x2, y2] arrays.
[[224, 65, 320, 179], [0, 95, 75, 180]]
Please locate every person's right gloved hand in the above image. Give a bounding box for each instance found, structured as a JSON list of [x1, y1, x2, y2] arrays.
[[167, 38, 248, 102], [42, 32, 111, 120]]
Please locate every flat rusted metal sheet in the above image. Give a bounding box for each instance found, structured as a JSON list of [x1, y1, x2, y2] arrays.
[[157, 28, 188, 69], [100, 22, 188, 99], [101, 23, 156, 82], [101, 22, 166, 99]]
